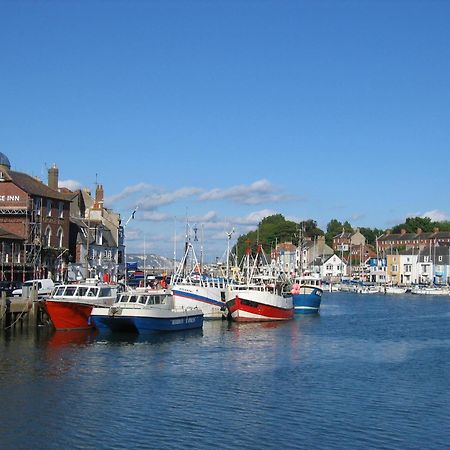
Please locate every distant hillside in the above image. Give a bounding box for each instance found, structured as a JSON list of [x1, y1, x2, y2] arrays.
[[126, 253, 175, 270]]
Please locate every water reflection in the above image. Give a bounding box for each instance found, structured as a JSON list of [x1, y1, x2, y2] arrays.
[[47, 329, 97, 348], [95, 327, 204, 346]]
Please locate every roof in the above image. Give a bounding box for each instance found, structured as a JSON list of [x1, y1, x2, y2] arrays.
[[8, 170, 69, 201], [333, 232, 353, 239], [379, 231, 450, 242], [276, 242, 297, 252], [0, 226, 23, 241]]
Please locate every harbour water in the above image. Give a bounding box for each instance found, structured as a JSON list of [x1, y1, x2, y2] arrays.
[[1, 292, 449, 449]]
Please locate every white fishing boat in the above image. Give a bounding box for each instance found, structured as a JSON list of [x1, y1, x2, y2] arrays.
[[171, 237, 229, 319], [90, 288, 203, 333], [410, 285, 449, 296]]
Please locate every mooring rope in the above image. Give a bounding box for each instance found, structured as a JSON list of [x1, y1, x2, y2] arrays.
[[3, 299, 33, 330]]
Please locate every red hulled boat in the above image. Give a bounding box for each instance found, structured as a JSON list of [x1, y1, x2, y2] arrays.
[[226, 286, 293, 322], [43, 281, 118, 331]]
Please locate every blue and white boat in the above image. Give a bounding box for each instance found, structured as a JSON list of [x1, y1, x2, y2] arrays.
[[291, 274, 323, 314], [90, 288, 203, 333], [170, 242, 229, 319]]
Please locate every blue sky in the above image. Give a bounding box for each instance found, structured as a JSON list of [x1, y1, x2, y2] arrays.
[[1, 1, 449, 260]]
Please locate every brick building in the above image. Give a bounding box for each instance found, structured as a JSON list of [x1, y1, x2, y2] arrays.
[[0, 153, 71, 281]]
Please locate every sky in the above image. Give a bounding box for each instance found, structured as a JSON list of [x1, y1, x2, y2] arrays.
[[1, 0, 450, 261]]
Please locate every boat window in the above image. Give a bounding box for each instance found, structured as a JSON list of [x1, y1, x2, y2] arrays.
[[128, 295, 138, 303], [65, 286, 77, 296], [139, 295, 147, 304], [119, 294, 128, 303], [77, 287, 89, 296], [87, 287, 99, 297], [99, 287, 112, 297], [154, 296, 160, 305], [55, 286, 66, 296], [147, 296, 155, 305]]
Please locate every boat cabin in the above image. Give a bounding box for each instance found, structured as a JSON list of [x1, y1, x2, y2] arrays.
[[52, 284, 117, 299], [117, 290, 172, 307]]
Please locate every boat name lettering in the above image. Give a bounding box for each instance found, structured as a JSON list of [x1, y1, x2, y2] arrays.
[[186, 317, 197, 323], [172, 319, 185, 325]]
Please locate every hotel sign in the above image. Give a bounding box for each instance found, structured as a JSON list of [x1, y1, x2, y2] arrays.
[[0, 195, 21, 202]]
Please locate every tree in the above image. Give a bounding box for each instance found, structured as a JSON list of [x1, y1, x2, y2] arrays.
[[391, 217, 434, 233]]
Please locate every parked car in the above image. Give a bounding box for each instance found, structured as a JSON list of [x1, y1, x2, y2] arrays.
[[12, 279, 55, 298], [0, 281, 22, 297]]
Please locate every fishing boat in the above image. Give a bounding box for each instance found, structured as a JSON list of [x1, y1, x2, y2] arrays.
[[291, 273, 323, 314], [171, 240, 228, 319], [226, 283, 294, 322], [90, 288, 203, 333], [43, 280, 118, 331], [225, 244, 293, 322]]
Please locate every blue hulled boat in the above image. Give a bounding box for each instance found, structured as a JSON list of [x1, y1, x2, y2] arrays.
[[291, 274, 323, 315], [91, 288, 203, 333]]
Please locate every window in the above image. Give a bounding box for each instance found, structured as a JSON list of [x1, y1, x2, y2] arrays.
[[47, 199, 52, 217], [77, 287, 88, 296], [57, 227, 64, 247], [45, 226, 52, 247], [58, 202, 64, 218], [97, 228, 103, 245], [35, 198, 42, 216]]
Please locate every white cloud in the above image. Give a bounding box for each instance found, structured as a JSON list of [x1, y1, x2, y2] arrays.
[[139, 187, 203, 210], [421, 210, 449, 221], [200, 179, 292, 205], [233, 209, 278, 225], [59, 179, 83, 191], [105, 183, 155, 204], [139, 211, 173, 222]]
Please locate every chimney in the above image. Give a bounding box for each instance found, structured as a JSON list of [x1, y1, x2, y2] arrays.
[[416, 228, 422, 234], [401, 229, 406, 235], [48, 163, 59, 190], [93, 184, 104, 210]]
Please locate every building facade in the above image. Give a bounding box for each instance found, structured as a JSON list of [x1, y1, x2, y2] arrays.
[[0, 154, 71, 281]]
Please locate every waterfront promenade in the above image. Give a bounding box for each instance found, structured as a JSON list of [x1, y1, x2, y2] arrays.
[[1, 291, 449, 449]]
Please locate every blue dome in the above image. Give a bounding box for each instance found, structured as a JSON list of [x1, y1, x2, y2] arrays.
[[0, 152, 11, 168]]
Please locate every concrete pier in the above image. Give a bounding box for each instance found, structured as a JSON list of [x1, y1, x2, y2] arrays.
[[1, 287, 51, 330]]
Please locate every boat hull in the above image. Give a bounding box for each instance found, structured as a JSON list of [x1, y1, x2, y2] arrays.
[[171, 284, 226, 319], [43, 301, 94, 331], [292, 286, 323, 315], [226, 290, 293, 322], [91, 307, 203, 333]]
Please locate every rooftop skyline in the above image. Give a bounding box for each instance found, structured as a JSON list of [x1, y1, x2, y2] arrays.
[[2, 1, 449, 260]]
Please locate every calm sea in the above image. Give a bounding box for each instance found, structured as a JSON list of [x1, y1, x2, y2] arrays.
[[1, 292, 450, 450]]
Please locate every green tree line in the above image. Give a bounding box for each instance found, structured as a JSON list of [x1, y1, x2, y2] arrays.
[[232, 214, 450, 261]]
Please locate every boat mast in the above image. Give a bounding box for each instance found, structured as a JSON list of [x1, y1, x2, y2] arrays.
[[226, 227, 235, 281]]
